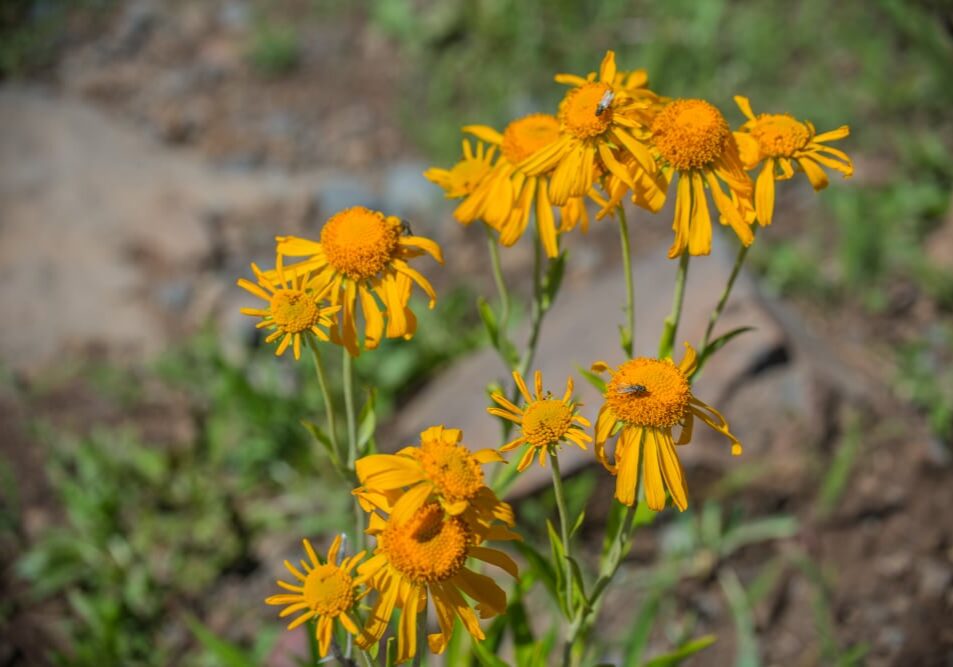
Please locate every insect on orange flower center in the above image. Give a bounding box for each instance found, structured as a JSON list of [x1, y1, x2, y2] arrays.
[[605, 358, 691, 428], [415, 438, 485, 501], [320, 206, 401, 280], [652, 99, 730, 171], [749, 113, 811, 157], [522, 399, 574, 448], [559, 82, 614, 139], [380, 503, 470, 583], [502, 114, 561, 164], [301, 563, 355, 616], [270, 290, 321, 334]]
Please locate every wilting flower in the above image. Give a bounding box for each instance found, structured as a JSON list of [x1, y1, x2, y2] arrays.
[[423, 138, 497, 221], [592, 344, 742, 511], [354, 425, 514, 527], [237, 261, 339, 360], [459, 114, 590, 257], [649, 98, 755, 258], [265, 536, 366, 657], [272, 206, 443, 356], [358, 502, 519, 662], [519, 51, 657, 206], [733, 95, 853, 226], [488, 370, 591, 471]]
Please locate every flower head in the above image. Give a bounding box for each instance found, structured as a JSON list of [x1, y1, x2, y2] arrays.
[[265, 535, 366, 657], [733, 95, 853, 226], [592, 344, 742, 511], [358, 501, 519, 662], [488, 371, 592, 472], [270, 206, 443, 356], [647, 98, 755, 258], [237, 261, 339, 360], [423, 138, 497, 207], [354, 425, 515, 527]]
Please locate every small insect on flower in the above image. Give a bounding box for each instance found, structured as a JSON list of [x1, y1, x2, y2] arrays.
[[399, 219, 414, 236], [616, 384, 647, 395], [595, 89, 615, 116]]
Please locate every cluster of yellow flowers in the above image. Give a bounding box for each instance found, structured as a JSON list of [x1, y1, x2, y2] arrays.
[[240, 49, 852, 664]]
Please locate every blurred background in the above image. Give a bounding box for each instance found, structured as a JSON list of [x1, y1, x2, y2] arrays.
[[1, 1, 952, 665]]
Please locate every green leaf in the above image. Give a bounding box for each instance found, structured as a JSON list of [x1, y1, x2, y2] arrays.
[[478, 297, 500, 346], [545, 520, 569, 615], [507, 594, 536, 667], [692, 326, 755, 379], [541, 252, 566, 311], [357, 387, 377, 454], [513, 541, 559, 607], [385, 636, 399, 667], [618, 324, 633, 358], [577, 366, 607, 393], [472, 637, 509, 667], [620, 586, 663, 667], [565, 554, 589, 608], [720, 515, 798, 558], [643, 634, 718, 667], [570, 509, 586, 539], [184, 613, 257, 667], [301, 419, 340, 467]]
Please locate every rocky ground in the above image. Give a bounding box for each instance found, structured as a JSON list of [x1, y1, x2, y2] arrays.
[[1, 2, 951, 666]]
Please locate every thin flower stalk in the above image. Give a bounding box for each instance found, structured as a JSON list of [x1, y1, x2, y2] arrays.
[[658, 252, 690, 359]]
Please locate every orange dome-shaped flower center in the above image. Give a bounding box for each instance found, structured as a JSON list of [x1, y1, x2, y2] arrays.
[[415, 438, 485, 501], [749, 113, 811, 157], [302, 563, 355, 616], [559, 82, 613, 139], [605, 358, 691, 428], [652, 99, 730, 171], [380, 503, 470, 583], [502, 114, 561, 164], [270, 290, 321, 334], [320, 206, 401, 280], [522, 399, 574, 448]]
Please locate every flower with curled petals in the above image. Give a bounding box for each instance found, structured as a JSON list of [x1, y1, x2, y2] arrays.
[[488, 370, 591, 472], [591, 344, 742, 511]]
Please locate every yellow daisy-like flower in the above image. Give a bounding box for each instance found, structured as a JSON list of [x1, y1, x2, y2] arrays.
[[265, 535, 366, 658], [271, 206, 443, 357], [487, 370, 592, 472], [591, 344, 742, 511], [460, 114, 590, 258], [358, 501, 519, 662], [519, 50, 657, 207], [354, 425, 515, 527], [423, 138, 498, 222], [733, 95, 853, 226], [649, 98, 755, 258], [237, 261, 339, 360]]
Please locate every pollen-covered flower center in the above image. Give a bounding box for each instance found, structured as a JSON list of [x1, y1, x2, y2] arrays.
[[502, 114, 561, 164], [750, 113, 810, 157], [270, 290, 321, 334], [652, 99, 730, 170], [416, 440, 485, 501], [302, 563, 354, 616], [605, 358, 691, 428], [380, 503, 470, 583], [559, 82, 613, 139], [320, 206, 401, 280], [522, 399, 573, 448], [448, 157, 492, 196]]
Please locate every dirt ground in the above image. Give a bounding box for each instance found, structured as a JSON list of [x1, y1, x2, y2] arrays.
[[2, 2, 952, 666]]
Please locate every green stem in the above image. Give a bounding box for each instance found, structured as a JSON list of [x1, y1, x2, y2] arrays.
[[701, 241, 751, 352], [486, 225, 511, 333], [306, 334, 340, 458], [617, 205, 635, 357], [517, 232, 545, 377], [412, 603, 428, 667], [658, 252, 690, 359], [550, 450, 577, 667], [342, 349, 364, 552]]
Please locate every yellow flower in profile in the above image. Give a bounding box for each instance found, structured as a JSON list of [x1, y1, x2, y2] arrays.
[[265, 535, 366, 658], [461, 114, 590, 258], [733, 95, 853, 226], [354, 425, 515, 527], [237, 261, 339, 360], [357, 502, 519, 662], [591, 344, 742, 511], [519, 51, 657, 206], [423, 138, 497, 222], [271, 206, 443, 356], [488, 371, 592, 471], [649, 98, 755, 258]]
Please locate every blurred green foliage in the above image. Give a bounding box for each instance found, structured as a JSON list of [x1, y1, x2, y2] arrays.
[[245, 20, 301, 76]]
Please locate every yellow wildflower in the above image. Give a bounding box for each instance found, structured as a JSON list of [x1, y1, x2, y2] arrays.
[[423, 138, 497, 222], [592, 344, 742, 511], [488, 370, 592, 472], [265, 535, 366, 657], [734, 95, 853, 226], [237, 261, 339, 360], [271, 206, 443, 356]]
